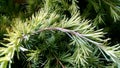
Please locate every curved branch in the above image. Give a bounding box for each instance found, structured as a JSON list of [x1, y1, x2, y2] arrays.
[[32, 27, 102, 47]]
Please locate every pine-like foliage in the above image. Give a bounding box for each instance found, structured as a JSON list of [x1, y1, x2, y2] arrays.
[[80, 0, 120, 25], [0, 16, 10, 40], [0, 0, 120, 68]]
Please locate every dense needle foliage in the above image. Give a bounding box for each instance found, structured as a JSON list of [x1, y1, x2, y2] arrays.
[[0, 0, 120, 68]]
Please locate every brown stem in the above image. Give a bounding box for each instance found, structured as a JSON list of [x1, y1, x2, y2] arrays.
[[53, 54, 65, 68], [33, 27, 102, 47]]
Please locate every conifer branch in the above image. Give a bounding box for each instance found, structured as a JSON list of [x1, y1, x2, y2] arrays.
[[0, 0, 120, 67], [33, 27, 102, 47]]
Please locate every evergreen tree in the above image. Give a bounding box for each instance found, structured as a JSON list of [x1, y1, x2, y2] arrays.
[[0, 0, 120, 68]]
